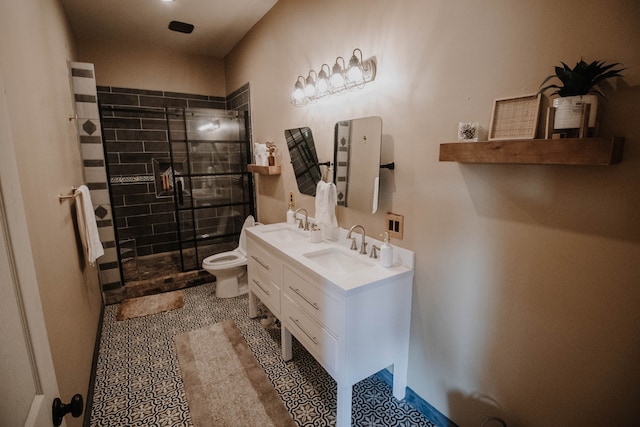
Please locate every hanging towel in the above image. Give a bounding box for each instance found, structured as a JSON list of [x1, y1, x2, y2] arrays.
[[74, 185, 104, 266], [315, 181, 338, 240]]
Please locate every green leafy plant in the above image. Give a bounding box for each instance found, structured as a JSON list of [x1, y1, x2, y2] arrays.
[[539, 59, 625, 98]]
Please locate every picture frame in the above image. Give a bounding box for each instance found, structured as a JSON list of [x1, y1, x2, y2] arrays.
[[488, 93, 541, 141]]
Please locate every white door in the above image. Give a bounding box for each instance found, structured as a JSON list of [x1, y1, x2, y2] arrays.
[[1, 67, 64, 427]]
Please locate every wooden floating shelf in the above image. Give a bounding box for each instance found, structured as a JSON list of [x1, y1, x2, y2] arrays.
[[247, 164, 282, 175], [439, 137, 624, 165]]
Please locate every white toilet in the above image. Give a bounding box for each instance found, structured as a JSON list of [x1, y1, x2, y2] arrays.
[[202, 215, 255, 298]]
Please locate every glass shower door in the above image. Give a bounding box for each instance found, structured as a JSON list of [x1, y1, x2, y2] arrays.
[[167, 108, 254, 271]]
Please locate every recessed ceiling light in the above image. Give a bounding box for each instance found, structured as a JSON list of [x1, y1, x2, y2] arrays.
[[161, 0, 175, 3]]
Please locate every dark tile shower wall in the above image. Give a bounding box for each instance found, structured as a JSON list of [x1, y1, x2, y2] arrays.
[[98, 85, 252, 267], [227, 84, 251, 126], [98, 87, 226, 258]]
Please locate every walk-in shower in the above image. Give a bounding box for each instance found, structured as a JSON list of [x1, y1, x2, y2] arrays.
[[99, 89, 254, 300]]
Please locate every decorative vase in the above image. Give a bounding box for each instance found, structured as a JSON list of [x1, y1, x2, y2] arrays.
[[552, 94, 598, 130]]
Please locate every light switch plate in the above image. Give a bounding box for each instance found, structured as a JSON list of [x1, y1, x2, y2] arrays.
[[386, 213, 404, 240]]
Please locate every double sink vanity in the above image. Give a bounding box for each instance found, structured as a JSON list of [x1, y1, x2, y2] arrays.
[[246, 222, 415, 427]]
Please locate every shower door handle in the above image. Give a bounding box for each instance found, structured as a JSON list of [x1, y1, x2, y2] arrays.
[[177, 179, 184, 205]]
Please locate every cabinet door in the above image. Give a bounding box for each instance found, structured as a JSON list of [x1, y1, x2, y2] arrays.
[[283, 266, 343, 335], [248, 263, 281, 315], [247, 239, 283, 285], [247, 238, 283, 315], [282, 294, 338, 377]]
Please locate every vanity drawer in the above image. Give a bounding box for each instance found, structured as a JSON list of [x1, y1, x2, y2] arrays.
[[247, 239, 283, 284], [248, 268, 281, 315], [283, 293, 338, 376], [283, 266, 342, 334]]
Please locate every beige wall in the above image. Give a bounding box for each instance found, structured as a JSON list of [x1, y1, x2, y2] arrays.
[[77, 39, 226, 96], [4, 0, 637, 425], [0, 1, 102, 425], [226, 0, 640, 425]]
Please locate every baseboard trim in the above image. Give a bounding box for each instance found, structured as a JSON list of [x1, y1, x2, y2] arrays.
[[83, 301, 105, 427], [375, 369, 458, 427]]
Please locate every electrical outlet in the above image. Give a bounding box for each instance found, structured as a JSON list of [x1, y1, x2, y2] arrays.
[[386, 213, 404, 240]]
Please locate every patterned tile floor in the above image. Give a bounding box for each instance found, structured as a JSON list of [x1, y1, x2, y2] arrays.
[[89, 283, 436, 426]]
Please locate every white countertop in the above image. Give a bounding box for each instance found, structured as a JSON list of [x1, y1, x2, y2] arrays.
[[246, 222, 415, 294]]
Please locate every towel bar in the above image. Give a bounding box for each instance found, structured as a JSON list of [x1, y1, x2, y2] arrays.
[[58, 187, 79, 201]]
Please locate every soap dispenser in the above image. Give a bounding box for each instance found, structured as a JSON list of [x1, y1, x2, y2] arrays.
[[286, 191, 296, 224], [380, 232, 393, 268]]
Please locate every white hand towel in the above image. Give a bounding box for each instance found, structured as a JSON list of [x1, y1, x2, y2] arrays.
[[315, 181, 328, 224], [315, 181, 338, 239], [74, 185, 104, 266], [326, 182, 338, 227]]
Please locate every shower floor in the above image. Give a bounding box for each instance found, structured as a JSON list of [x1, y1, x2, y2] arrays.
[[104, 246, 233, 305]]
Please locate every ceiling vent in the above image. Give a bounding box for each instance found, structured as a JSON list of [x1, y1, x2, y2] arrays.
[[168, 20, 194, 34]]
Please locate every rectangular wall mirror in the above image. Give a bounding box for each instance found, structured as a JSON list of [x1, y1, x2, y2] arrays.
[[285, 117, 383, 214], [334, 116, 382, 213], [285, 127, 323, 196]]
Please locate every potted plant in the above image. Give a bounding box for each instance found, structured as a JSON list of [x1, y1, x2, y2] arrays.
[[539, 59, 625, 132]]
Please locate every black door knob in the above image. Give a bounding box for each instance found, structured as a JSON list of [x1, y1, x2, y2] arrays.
[[52, 394, 83, 426]]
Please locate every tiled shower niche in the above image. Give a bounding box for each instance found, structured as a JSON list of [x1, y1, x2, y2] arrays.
[[98, 86, 254, 296]]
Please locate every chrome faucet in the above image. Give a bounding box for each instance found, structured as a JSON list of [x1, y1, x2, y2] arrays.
[[294, 208, 309, 230], [346, 224, 367, 254], [370, 245, 380, 259]]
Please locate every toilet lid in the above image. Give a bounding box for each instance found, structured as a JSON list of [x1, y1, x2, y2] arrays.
[[238, 215, 255, 255]]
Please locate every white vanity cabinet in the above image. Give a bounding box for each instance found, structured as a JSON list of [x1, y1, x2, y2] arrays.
[[247, 236, 283, 318], [246, 223, 414, 427]]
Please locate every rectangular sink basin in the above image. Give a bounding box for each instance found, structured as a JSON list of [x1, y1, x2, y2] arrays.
[[261, 227, 307, 242], [303, 248, 374, 274]]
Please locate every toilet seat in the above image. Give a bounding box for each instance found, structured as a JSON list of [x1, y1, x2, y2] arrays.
[[202, 249, 246, 270]]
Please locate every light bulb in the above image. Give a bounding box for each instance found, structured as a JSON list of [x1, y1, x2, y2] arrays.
[[292, 87, 305, 102], [317, 77, 329, 95], [347, 50, 365, 83], [291, 77, 306, 104], [330, 71, 344, 89], [348, 67, 363, 83], [330, 59, 345, 89], [304, 74, 316, 98], [316, 65, 330, 95]]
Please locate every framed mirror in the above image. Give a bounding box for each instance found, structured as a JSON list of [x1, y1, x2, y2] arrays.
[[334, 116, 382, 213], [285, 127, 322, 196]]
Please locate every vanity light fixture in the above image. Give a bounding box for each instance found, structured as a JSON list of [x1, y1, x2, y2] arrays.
[[290, 48, 377, 107]]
